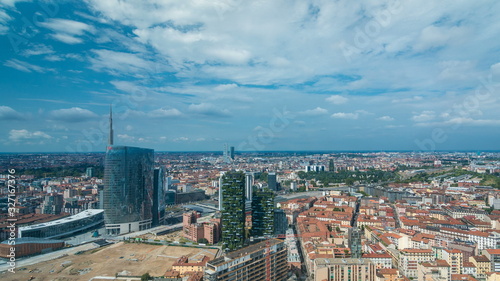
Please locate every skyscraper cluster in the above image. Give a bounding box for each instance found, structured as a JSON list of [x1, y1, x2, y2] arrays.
[[220, 171, 246, 251], [219, 170, 284, 252]]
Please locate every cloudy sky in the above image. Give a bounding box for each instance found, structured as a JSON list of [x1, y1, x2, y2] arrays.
[[1, 0, 500, 152]]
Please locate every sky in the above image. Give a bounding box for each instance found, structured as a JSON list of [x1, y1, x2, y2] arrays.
[[1, 0, 500, 153]]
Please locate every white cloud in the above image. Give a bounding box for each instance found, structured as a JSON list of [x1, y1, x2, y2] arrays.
[[21, 44, 54, 56], [417, 118, 500, 127], [0, 106, 25, 120], [148, 108, 182, 118], [4, 59, 53, 73], [414, 25, 467, 52], [49, 107, 99, 122], [214, 83, 239, 91], [9, 129, 52, 141], [117, 134, 135, 141], [188, 103, 231, 117], [391, 96, 423, 103], [326, 95, 348, 105], [412, 111, 435, 122], [1, 0, 31, 7], [90, 49, 153, 76], [378, 116, 394, 121], [331, 112, 359, 120], [299, 107, 328, 116], [39, 18, 95, 44], [174, 137, 189, 142]]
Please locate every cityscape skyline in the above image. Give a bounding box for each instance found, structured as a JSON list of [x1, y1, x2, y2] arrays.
[[1, 1, 500, 153]]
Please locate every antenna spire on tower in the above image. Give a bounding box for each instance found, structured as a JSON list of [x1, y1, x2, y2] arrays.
[[109, 105, 114, 145]]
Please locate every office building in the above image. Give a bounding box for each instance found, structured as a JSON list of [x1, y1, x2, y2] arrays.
[[251, 189, 275, 237], [274, 209, 288, 236], [230, 146, 235, 160], [245, 172, 254, 201], [329, 159, 335, 172], [102, 108, 155, 235], [86, 167, 94, 178], [39, 193, 63, 215], [268, 172, 277, 191], [18, 209, 104, 239], [314, 258, 376, 281], [204, 239, 288, 281], [349, 228, 362, 259], [152, 167, 166, 226], [220, 171, 246, 251]]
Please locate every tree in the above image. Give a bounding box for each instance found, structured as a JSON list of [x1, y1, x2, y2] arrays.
[[141, 273, 151, 281], [345, 178, 355, 185], [198, 238, 209, 244]]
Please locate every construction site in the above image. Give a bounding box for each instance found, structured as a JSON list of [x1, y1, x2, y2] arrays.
[[0, 241, 219, 281]]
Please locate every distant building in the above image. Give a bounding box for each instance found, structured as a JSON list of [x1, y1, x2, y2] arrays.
[[305, 165, 326, 172], [39, 193, 63, 215], [230, 146, 235, 160], [314, 258, 376, 281], [329, 159, 335, 172], [268, 172, 277, 191], [171, 255, 211, 277], [153, 167, 166, 226], [0, 237, 64, 258], [204, 239, 287, 281], [349, 228, 362, 259], [484, 249, 500, 272], [251, 189, 275, 237], [417, 260, 451, 281], [220, 171, 246, 251], [18, 209, 104, 239], [245, 172, 254, 201], [274, 209, 288, 236], [470, 255, 491, 279], [103, 145, 154, 235], [399, 249, 435, 279], [86, 167, 94, 178]]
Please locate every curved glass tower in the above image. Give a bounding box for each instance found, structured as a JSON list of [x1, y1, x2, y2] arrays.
[[103, 145, 154, 235]]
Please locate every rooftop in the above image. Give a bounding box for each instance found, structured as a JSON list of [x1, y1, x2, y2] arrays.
[[19, 209, 103, 231]]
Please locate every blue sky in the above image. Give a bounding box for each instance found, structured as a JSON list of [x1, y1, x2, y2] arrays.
[[1, 0, 500, 152]]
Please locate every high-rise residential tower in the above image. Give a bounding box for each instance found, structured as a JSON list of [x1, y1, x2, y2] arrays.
[[268, 172, 277, 191], [220, 171, 246, 251], [245, 172, 253, 201], [230, 146, 235, 160], [251, 189, 275, 237]]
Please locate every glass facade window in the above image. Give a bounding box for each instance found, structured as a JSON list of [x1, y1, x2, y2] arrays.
[[103, 146, 154, 233]]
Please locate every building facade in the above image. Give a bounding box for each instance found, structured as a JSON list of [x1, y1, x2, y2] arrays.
[[220, 171, 246, 251], [18, 209, 104, 239], [103, 145, 154, 235], [398, 249, 434, 279], [251, 189, 275, 237], [204, 239, 288, 281], [314, 258, 376, 281]]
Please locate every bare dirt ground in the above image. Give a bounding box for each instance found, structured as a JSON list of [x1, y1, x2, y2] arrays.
[[0, 242, 218, 281]]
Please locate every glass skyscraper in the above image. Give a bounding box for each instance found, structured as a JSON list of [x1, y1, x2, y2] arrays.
[[103, 145, 154, 235]]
